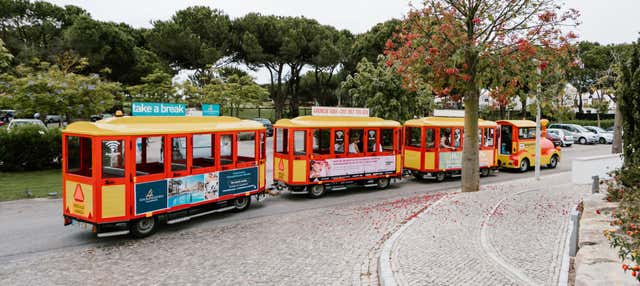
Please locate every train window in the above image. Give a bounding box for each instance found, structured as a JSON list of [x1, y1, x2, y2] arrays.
[[294, 130, 307, 155], [220, 135, 234, 166], [135, 136, 164, 176], [439, 128, 452, 149], [366, 129, 379, 152], [171, 137, 187, 171], [425, 128, 435, 149], [237, 132, 256, 163], [519, 127, 536, 139], [348, 129, 364, 154], [313, 129, 331, 155], [276, 128, 289, 154], [406, 127, 421, 148], [381, 129, 395, 152], [452, 128, 462, 149], [67, 136, 92, 177], [334, 130, 346, 154], [102, 139, 125, 178], [484, 128, 495, 147], [192, 134, 215, 169]]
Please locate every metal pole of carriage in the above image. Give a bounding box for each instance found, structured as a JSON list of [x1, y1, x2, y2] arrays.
[[535, 63, 542, 180]]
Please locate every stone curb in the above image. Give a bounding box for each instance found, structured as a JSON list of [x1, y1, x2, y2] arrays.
[[378, 194, 448, 286]]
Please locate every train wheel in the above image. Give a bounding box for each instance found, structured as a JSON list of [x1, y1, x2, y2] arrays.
[[233, 196, 252, 212], [435, 172, 446, 182], [519, 159, 530, 172], [130, 217, 157, 238], [377, 178, 391, 189], [547, 155, 559, 169], [308, 184, 326, 199]]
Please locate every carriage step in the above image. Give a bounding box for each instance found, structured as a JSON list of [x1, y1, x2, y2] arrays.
[[330, 186, 348, 191], [97, 230, 130, 238], [167, 205, 237, 225]]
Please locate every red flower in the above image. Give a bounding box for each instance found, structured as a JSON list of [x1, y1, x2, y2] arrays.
[[632, 271, 637, 277], [539, 61, 549, 71], [472, 17, 481, 24], [595, 209, 601, 215], [429, 47, 439, 55], [623, 264, 629, 271]]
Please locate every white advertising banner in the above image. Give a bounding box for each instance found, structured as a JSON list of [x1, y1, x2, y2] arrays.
[[311, 106, 370, 117], [309, 155, 396, 181]]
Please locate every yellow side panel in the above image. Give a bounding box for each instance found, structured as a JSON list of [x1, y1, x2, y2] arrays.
[[101, 185, 125, 218], [404, 150, 421, 169], [395, 155, 401, 172], [259, 163, 265, 188], [274, 157, 289, 182], [292, 160, 307, 183], [65, 181, 93, 218], [424, 152, 435, 170]]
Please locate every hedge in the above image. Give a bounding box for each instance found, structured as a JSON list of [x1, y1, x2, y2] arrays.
[[0, 125, 61, 171], [555, 119, 615, 129]]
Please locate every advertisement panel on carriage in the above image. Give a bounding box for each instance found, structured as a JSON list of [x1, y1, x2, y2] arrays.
[[308, 155, 396, 181], [134, 167, 258, 215]]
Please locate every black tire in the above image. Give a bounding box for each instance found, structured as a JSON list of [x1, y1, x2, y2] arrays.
[[377, 178, 391, 189], [599, 137, 606, 144], [480, 168, 490, 177], [308, 184, 326, 199], [233, 196, 252, 212], [548, 155, 559, 169], [435, 172, 446, 182], [579, 137, 586, 144], [130, 217, 157, 238], [519, 158, 530, 172], [412, 171, 424, 180]]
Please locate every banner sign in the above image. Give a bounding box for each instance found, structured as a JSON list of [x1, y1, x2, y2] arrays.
[[132, 102, 186, 116], [309, 156, 395, 181], [439, 152, 463, 169], [311, 106, 369, 117], [218, 167, 259, 196], [134, 167, 258, 214], [433, 109, 465, 118], [202, 104, 221, 116], [479, 150, 494, 167], [135, 180, 168, 215]]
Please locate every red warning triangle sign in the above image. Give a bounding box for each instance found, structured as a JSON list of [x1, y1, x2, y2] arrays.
[[73, 184, 84, 202], [278, 158, 284, 170]]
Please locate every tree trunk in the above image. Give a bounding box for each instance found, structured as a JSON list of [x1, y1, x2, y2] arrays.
[[577, 93, 584, 114], [462, 89, 480, 193], [612, 98, 623, 153], [520, 96, 527, 119]]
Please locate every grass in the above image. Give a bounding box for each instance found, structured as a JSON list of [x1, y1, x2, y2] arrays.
[[0, 169, 62, 201]]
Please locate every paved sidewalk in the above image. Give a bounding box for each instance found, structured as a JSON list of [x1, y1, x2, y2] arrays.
[[0, 190, 445, 286], [390, 172, 587, 286]]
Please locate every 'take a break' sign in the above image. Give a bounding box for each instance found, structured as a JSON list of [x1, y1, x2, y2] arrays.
[[132, 102, 186, 116], [311, 106, 369, 117]]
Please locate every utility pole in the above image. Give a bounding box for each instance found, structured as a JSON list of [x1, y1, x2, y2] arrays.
[[535, 64, 542, 180]]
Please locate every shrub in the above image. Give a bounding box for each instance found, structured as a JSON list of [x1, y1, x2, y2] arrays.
[[0, 125, 61, 171], [605, 166, 640, 282]]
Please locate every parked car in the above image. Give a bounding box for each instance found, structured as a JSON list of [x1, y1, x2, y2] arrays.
[[584, 126, 613, 144], [251, 118, 273, 136], [545, 130, 563, 147], [7, 119, 46, 130], [548, 123, 598, 144], [45, 114, 65, 124], [547, 128, 574, 147], [90, 113, 113, 122]]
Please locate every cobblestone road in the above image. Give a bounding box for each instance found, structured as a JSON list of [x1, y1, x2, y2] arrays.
[[393, 172, 587, 286], [0, 191, 445, 286]]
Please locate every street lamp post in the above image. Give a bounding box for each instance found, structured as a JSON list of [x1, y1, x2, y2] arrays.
[[535, 63, 542, 180]]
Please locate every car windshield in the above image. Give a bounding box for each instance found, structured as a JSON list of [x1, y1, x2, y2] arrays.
[[591, 127, 606, 133], [575, 125, 590, 133]]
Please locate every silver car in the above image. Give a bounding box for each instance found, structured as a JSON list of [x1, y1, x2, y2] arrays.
[[548, 123, 598, 144], [547, 128, 574, 147], [584, 126, 613, 144], [7, 119, 46, 130]]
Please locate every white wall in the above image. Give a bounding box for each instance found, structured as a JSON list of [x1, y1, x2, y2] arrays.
[[571, 154, 623, 184]]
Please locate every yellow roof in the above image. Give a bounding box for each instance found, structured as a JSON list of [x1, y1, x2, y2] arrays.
[[63, 116, 265, 136], [496, 120, 536, 128], [404, 117, 497, 127], [274, 116, 401, 128]]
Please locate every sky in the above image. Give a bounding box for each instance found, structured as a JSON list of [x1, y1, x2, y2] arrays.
[[43, 0, 640, 82]]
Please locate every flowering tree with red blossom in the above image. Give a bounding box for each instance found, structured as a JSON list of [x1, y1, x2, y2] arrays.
[[385, 0, 579, 192]]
